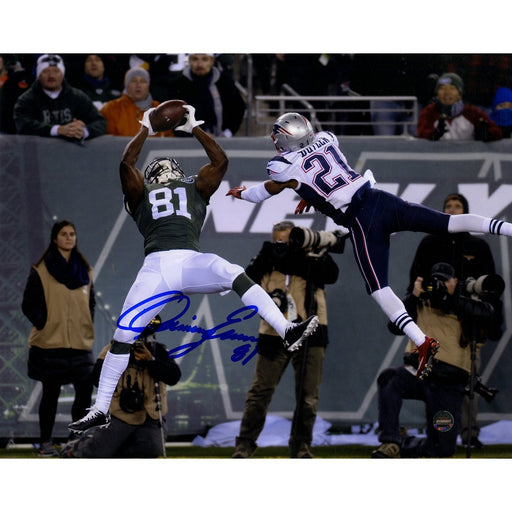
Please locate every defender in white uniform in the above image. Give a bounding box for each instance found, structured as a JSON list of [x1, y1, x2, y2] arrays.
[[227, 112, 512, 380]]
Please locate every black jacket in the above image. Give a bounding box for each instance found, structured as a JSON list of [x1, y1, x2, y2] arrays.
[[168, 67, 246, 136], [246, 242, 339, 351], [13, 78, 106, 140], [407, 232, 503, 340], [408, 232, 496, 290]]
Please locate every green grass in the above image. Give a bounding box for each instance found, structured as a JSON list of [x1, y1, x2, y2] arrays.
[[2, 443, 512, 458]]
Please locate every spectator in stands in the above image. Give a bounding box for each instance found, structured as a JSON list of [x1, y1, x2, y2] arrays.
[[349, 54, 439, 136], [167, 53, 246, 137], [60, 316, 182, 458], [0, 54, 33, 134], [147, 54, 187, 102], [440, 54, 512, 115], [274, 54, 355, 135], [21, 220, 96, 456], [490, 86, 512, 138], [13, 54, 106, 143], [75, 54, 121, 111], [100, 67, 174, 137], [417, 73, 502, 141]]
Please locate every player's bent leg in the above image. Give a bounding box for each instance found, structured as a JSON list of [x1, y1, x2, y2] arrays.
[[235, 275, 318, 351], [448, 214, 512, 236], [371, 287, 425, 347], [181, 252, 246, 294], [237, 279, 288, 339], [181, 253, 319, 352], [371, 287, 440, 379]]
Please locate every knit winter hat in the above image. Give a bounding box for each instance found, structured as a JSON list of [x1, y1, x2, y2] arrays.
[[491, 86, 512, 110], [436, 73, 463, 95], [36, 54, 65, 78], [124, 67, 150, 87]]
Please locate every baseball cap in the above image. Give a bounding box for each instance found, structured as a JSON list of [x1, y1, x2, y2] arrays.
[[430, 262, 456, 280]]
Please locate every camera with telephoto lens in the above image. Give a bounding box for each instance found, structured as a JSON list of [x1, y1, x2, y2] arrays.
[[288, 226, 346, 255], [464, 274, 505, 300]]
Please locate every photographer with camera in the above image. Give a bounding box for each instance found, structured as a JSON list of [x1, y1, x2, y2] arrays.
[[232, 221, 342, 458], [61, 316, 181, 458], [372, 262, 500, 458], [407, 193, 504, 449]]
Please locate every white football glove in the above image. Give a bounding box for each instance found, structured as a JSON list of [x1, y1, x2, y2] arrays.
[[175, 105, 204, 134], [139, 107, 156, 135]]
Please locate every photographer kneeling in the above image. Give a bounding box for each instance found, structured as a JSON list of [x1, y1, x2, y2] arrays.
[[61, 316, 181, 458], [373, 262, 498, 458]]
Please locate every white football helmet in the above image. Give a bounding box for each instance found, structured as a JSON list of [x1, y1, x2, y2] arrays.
[[271, 113, 315, 153], [144, 157, 185, 184]]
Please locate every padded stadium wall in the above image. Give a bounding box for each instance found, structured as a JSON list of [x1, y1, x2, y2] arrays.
[[1, 133, 512, 440]]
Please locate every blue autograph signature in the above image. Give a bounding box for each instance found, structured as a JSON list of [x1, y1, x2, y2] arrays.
[[117, 291, 259, 366]]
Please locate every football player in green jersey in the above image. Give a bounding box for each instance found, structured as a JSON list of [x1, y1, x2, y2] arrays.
[[69, 104, 319, 435]]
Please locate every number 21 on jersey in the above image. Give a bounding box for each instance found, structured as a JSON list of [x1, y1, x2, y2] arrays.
[[303, 144, 359, 196]]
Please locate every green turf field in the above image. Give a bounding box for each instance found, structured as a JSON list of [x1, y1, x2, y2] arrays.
[[2, 443, 512, 458]]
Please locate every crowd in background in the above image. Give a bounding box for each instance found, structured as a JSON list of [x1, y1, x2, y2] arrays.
[[1, 53, 512, 139]]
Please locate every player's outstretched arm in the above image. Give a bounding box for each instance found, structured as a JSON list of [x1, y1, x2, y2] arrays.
[[176, 105, 228, 201], [226, 179, 297, 203], [119, 125, 148, 212]]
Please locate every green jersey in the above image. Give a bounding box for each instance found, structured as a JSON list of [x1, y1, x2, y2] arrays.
[[131, 176, 208, 255]]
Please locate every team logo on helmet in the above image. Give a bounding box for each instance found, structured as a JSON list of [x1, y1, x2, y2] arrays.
[[144, 157, 185, 185], [271, 113, 315, 153]]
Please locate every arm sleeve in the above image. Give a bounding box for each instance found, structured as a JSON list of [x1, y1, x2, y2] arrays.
[[306, 253, 339, 285], [245, 242, 274, 284], [466, 106, 503, 142], [89, 282, 96, 321], [240, 182, 272, 203], [21, 268, 47, 329], [14, 95, 53, 136], [75, 91, 107, 139], [146, 343, 182, 386], [417, 104, 439, 140], [407, 238, 430, 293]]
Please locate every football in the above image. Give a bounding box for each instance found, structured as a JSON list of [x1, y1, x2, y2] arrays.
[[149, 99, 187, 132]]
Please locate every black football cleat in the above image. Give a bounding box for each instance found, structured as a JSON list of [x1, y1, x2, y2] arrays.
[[415, 336, 440, 380], [283, 315, 319, 352], [68, 406, 111, 435]]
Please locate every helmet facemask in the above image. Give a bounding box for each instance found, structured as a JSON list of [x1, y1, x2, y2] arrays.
[[144, 157, 185, 185]]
